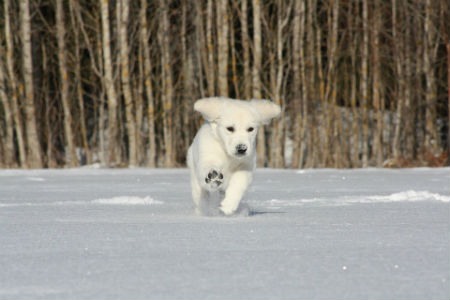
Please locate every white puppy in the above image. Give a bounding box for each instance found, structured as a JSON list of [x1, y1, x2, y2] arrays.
[[187, 97, 281, 216]]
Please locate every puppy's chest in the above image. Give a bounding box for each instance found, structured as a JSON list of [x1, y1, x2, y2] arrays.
[[220, 162, 249, 186]]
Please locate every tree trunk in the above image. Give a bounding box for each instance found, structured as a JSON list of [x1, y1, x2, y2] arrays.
[[216, 0, 229, 96], [159, 0, 175, 167], [270, 0, 290, 168], [230, 19, 240, 99], [100, 0, 119, 166], [447, 42, 450, 163], [206, 0, 215, 96], [325, 0, 342, 167], [361, 0, 370, 167], [69, 0, 92, 165], [194, 1, 206, 98], [304, 0, 316, 168], [240, 0, 251, 99], [372, 1, 384, 166], [20, 0, 43, 168], [96, 23, 107, 165], [135, 50, 144, 165], [291, 0, 303, 168], [118, 0, 138, 166], [392, 0, 404, 161], [252, 0, 265, 166], [349, 1, 360, 167], [314, 8, 325, 166], [56, 0, 78, 167], [5, 0, 27, 167], [403, 26, 413, 160], [0, 46, 15, 167], [41, 44, 57, 168], [414, 15, 425, 160], [181, 0, 196, 151], [424, 0, 440, 155], [140, 0, 156, 167]]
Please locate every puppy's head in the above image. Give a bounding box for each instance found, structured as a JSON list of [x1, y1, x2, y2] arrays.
[[194, 97, 281, 159]]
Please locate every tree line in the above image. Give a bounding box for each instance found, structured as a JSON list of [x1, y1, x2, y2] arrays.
[[0, 0, 449, 169]]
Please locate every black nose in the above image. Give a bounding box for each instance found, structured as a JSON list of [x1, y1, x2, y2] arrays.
[[236, 144, 247, 154]]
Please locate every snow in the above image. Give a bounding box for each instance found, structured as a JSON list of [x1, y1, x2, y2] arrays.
[[0, 196, 162, 207], [366, 190, 450, 203], [91, 196, 163, 206], [267, 190, 450, 208], [0, 167, 449, 299]]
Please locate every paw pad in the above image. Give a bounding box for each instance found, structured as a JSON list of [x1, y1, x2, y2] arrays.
[[205, 170, 224, 188]]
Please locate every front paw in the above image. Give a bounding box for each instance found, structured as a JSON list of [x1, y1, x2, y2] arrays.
[[219, 203, 237, 216], [205, 170, 224, 190]]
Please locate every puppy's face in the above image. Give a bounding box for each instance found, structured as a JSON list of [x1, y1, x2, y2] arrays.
[[216, 109, 258, 159], [194, 97, 281, 159]]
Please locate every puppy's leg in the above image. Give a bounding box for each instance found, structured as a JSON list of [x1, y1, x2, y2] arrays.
[[204, 169, 224, 190], [192, 168, 224, 215], [195, 157, 225, 192], [190, 171, 203, 213], [188, 147, 203, 214], [220, 170, 252, 215]]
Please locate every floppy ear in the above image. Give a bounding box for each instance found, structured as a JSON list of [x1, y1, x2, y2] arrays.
[[250, 99, 281, 125], [194, 97, 224, 122]]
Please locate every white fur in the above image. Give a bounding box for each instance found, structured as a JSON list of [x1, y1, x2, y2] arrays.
[[187, 97, 281, 216]]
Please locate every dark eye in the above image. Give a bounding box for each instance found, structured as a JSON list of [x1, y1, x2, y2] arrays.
[[247, 127, 254, 132], [226, 126, 235, 133]]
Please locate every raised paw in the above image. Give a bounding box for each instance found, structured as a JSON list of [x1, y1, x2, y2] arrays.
[[205, 170, 224, 189]]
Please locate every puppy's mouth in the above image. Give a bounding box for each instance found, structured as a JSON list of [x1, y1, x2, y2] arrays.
[[233, 151, 249, 158]]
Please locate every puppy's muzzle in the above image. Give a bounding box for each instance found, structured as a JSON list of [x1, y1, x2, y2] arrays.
[[236, 144, 248, 155]]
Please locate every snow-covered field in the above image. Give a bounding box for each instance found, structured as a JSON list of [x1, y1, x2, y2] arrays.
[[0, 167, 449, 300]]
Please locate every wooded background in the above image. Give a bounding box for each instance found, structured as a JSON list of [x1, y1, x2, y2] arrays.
[[0, 0, 449, 169]]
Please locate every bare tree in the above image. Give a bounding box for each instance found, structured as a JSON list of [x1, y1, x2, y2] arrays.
[[252, 0, 266, 166], [444, 0, 450, 163], [139, 0, 156, 167], [240, 0, 251, 99], [360, 0, 370, 167], [392, 0, 404, 161], [56, 0, 78, 167], [158, 0, 175, 167], [216, 0, 229, 96], [423, 0, 440, 155], [118, 0, 138, 166], [0, 45, 14, 167], [348, 0, 360, 167], [20, 0, 42, 168], [325, 0, 342, 167], [304, 0, 316, 168], [4, 0, 27, 167], [372, 0, 384, 166], [206, 0, 215, 96], [69, 0, 92, 165], [194, 1, 207, 98], [269, 0, 291, 168], [291, 0, 304, 168], [100, 0, 119, 166], [229, 14, 240, 99]]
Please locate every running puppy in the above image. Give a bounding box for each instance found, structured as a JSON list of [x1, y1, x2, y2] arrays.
[[187, 97, 281, 216]]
